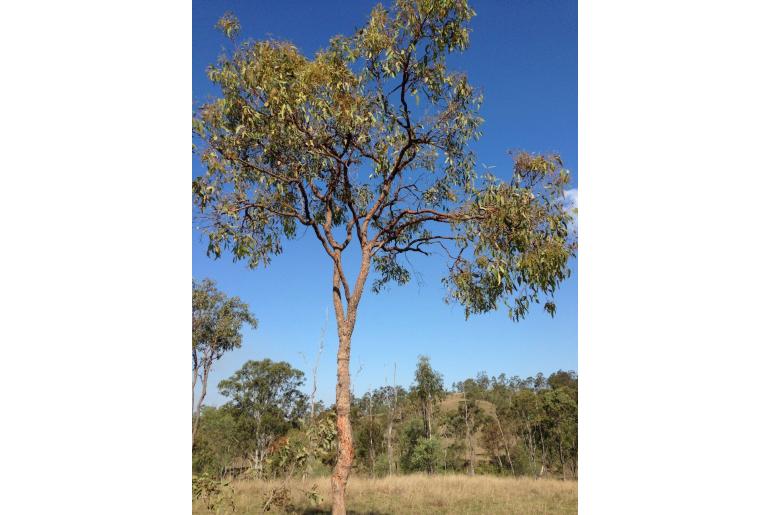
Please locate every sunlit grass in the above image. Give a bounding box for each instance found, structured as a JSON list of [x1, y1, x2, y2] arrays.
[[193, 473, 577, 514]]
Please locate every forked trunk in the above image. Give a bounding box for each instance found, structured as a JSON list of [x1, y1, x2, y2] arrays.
[[330, 248, 370, 514], [494, 413, 515, 476]]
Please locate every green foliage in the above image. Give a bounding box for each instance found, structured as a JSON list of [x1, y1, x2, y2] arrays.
[[218, 359, 308, 424], [412, 355, 445, 438], [192, 278, 257, 361], [480, 371, 578, 478], [305, 411, 339, 469], [215, 12, 240, 41], [267, 412, 338, 477], [447, 398, 487, 438], [413, 355, 445, 404], [408, 437, 442, 473], [547, 369, 578, 391], [194, 355, 577, 482], [192, 475, 235, 514], [193, 0, 575, 322], [354, 404, 386, 475], [373, 453, 391, 477], [398, 416, 426, 470], [193, 406, 244, 477], [216, 359, 309, 478], [358, 359, 578, 478], [192, 279, 257, 451], [445, 153, 575, 321]]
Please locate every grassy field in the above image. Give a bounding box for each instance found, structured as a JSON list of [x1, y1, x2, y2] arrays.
[[193, 474, 577, 514]]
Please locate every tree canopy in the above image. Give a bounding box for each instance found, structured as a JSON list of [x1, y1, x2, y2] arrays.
[[218, 359, 308, 426], [193, 0, 576, 321], [192, 278, 257, 362]]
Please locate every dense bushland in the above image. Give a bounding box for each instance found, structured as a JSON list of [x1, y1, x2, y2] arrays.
[[193, 356, 576, 482]]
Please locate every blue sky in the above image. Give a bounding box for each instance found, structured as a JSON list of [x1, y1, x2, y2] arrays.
[[192, 0, 577, 407]]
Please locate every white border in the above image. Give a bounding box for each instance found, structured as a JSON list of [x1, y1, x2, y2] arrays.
[[2, 1, 770, 513], [580, 1, 770, 513]]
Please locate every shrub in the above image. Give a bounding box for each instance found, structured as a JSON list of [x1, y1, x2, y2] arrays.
[[408, 437, 442, 473], [192, 475, 235, 513]]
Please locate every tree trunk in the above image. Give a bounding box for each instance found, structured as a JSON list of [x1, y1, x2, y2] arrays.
[[538, 427, 548, 478], [191, 350, 199, 446], [386, 419, 393, 475], [521, 412, 536, 474], [331, 329, 354, 514], [426, 395, 433, 439], [495, 450, 504, 470], [494, 413, 515, 476], [368, 395, 375, 477], [463, 398, 474, 476], [192, 362, 210, 447], [558, 431, 566, 480], [330, 247, 370, 514], [369, 441, 375, 477], [253, 412, 267, 479], [387, 363, 396, 475], [386, 390, 393, 475], [192, 361, 198, 412]]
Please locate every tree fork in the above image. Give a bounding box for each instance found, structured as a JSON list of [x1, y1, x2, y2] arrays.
[[330, 250, 370, 514]]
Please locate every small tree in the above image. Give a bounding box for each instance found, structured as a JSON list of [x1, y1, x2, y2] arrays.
[[193, 1, 575, 510], [218, 359, 308, 477], [353, 391, 386, 477], [192, 278, 257, 446], [412, 355, 444, 442], [385, 366, 404, 475], [409, 437, 442, 473], [193, 405, 242, 478], [542, 374, 578, 479], [449, 380, 486, 476]]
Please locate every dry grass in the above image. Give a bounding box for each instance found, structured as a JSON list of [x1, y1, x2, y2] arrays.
[[193, 474, 577, 514]]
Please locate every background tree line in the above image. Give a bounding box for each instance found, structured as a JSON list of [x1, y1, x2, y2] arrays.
[[194, 355, 577, 481]]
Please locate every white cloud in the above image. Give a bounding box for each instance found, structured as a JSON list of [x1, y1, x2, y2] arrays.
[[564, 188, 578, 209]]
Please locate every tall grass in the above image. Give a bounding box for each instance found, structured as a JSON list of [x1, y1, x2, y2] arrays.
[[193, 473, 577, 514]]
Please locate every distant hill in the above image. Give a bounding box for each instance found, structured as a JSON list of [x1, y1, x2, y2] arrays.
[[439, 393, 497, 418], [436, 393, 499, 466]]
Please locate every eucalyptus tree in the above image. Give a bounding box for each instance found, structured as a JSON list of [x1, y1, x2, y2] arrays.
[[192, 278, 257, 446], [193, 0, 575, 510], [218, 359, 308, 477], [413, 355, 444, 441], [448, 383, 486, 476]]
